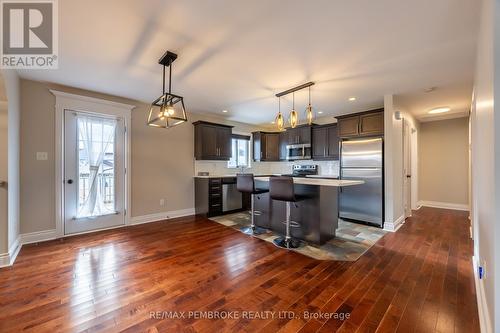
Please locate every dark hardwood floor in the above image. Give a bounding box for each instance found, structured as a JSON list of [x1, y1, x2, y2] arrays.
[[0, 207, 479, 332]]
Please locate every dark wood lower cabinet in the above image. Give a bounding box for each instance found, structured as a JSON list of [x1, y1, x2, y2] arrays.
[[195, 178, 223, 217]]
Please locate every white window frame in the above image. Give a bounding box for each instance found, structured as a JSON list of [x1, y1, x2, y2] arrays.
[[52, 90, 134, 237], [227, 135, 251, 169]]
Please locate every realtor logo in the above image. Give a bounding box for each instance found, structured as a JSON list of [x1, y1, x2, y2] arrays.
[[1, 0, 58, 68]]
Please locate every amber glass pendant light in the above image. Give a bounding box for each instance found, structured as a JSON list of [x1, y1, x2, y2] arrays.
[[305, 86, 313, 125], [275, 97, 284, 131], [289, 92, 298, 128]]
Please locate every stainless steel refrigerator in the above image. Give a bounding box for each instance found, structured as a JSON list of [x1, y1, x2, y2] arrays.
[[339, 137, 384, 226]]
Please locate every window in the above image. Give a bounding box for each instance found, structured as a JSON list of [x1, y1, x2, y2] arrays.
[[228, 135, 250, 168]]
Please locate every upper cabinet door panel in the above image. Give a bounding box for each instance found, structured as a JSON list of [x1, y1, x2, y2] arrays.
[[327, 125, 339, 159], [312, 127, 328, 158], [338, 116, 360, 138], [217, 127, 232, 159], [299, 126, 311, 144], [201, 125, 218, 158], [359, 112, 384, 136], [279, 131, 288, 161], [265, 133, 280, 161]]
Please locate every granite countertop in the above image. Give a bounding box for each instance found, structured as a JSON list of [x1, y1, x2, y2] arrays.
[[254, 176, 363, 187]]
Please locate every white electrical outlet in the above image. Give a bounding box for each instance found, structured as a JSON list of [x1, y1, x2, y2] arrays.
[[36, 152, 48, 160], [160, 198, 166, 207]]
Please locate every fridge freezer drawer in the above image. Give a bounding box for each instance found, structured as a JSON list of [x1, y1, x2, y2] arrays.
[[339, 168, 383, 226]]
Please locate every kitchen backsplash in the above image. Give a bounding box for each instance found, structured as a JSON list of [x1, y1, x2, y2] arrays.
[[194, 159, 340, 177]]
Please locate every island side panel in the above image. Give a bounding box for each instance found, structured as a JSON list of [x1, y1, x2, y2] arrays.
[[254, 180, 338, 245]]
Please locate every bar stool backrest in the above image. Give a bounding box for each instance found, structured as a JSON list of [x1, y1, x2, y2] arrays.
[[269, 176, 295, 202], [236, 173, 255, 193]]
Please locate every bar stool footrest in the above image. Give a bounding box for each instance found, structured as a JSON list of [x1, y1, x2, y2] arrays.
[[281, 220, 300, 228], [273, 237, 301, 249], [241, 226, 267, 236]]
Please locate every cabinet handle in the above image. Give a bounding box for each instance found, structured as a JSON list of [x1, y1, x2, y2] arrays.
[[324, 147, 326, 156]]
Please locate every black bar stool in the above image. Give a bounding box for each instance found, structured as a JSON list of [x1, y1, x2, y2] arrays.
[[269, 176, 303, 249], [236, 174, 268, 235]]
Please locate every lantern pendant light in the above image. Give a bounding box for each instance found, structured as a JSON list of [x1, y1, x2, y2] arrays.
[[289, 92, 298, 128], [147, 50, 188, 128], [305, 86, 313, 125], [275, 97, 284, 131]]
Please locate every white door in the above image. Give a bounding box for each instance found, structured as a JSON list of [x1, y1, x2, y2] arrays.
[[64, 110, 126, 234], [403, 119, 412, 218]]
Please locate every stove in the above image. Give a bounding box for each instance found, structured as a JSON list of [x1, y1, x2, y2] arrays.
[[283, 164, 318, 177]]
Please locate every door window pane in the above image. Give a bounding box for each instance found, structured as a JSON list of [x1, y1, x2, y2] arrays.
[[77, 116, 117, 218]]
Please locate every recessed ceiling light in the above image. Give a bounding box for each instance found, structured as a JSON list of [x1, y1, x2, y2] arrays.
[[348, 97, 356, 101], [428, 107, 450, 114], [318, 111, 323, 114], [222, 110, 228, 113]]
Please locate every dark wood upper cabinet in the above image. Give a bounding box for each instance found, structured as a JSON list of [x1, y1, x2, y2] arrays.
[[312, 127, 328, 158], [359, 112, 384, 136], [312, 124, 339, 160], [286, 125, 312, 145], [193, 121, 233, 160], [278, 131, 288, 161], [253, 132, 280, 161], [336, 109, 384, 138], [337, 116, 360, 137]]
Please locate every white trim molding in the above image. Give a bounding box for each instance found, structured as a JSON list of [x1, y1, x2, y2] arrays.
[[384, 214, 405, 232], [51, 90, 135, 237], [20, 229, 58, 245], [472, 256, 492, 333], [417, 200, 469, 211], [0, 236, 21, 268], [131, 208, 196, 225]]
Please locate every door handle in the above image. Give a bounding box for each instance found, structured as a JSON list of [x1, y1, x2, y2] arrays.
[[67, 179, 73, 184]]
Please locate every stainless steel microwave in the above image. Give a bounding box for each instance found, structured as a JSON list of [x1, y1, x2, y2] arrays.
[[286, 143, 312, 160]]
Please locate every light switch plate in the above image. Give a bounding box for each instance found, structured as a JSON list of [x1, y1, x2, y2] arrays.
[[36, 152, 48, 160]]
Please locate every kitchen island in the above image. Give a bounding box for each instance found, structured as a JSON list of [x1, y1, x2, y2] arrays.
[[252, 177, 363, 245]]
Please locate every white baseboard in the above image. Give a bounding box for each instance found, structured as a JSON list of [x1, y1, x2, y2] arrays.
[[418, 200, 469, 211], [20, 229, 58, 245], [472, 256, 492, 333], [0, 236, 21, 268], [384, 214, 405, 232], [130, 208, 195, 225]]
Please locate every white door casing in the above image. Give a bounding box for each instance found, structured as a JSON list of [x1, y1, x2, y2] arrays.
[[52, 90, 134, 237]]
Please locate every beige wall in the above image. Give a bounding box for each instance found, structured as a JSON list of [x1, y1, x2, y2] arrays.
[[19, 79, 261, 233], [418, 117, 469, 206], [0, 76, 7, 254]]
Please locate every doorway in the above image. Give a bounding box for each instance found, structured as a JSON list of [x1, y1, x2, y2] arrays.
[[63, 110, 126, 234]]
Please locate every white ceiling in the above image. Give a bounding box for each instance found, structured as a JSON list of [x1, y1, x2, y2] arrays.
[[18, 0, 479, 125]]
